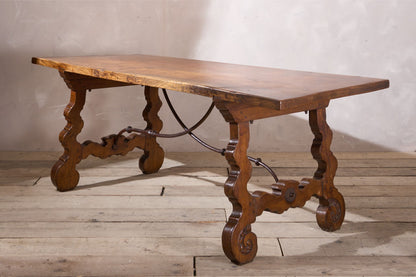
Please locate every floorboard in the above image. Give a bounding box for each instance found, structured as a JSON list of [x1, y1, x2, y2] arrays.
[[195, 256, 416, 276], [0, 151, 415, 276]]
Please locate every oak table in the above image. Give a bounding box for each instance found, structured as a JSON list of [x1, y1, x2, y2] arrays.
[[32, 54, 389, 265]]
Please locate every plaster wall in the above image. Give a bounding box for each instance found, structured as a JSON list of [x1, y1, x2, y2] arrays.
[[0, 0, 414, 152]]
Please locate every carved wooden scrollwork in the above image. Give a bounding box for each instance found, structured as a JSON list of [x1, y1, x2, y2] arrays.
[[51, 89, 86, 191], [309, 108, 345, 232], [81, 134, 146, 159], [216, 101, 346, 265], [51, 72, 164, 191], [139, 86, 164, 174], [221, 121, 258, 265], [251, 178, 321, 216], [316, 189, 345, 231]]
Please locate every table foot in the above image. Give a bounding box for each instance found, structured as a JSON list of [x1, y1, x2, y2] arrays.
[[309, 108, 345, 232], [223, 221, 258, 265], [51, 159, 80, 192], [316, 189, 345, 232]]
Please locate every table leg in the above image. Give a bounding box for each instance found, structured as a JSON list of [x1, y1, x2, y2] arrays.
[[216, 101, 346, 264], [309, 108, 345, 231], [222, 121, 258, 265], [51, 89, 86, 191], [139, 86, 164, 174], [51, 75, 165, 191]]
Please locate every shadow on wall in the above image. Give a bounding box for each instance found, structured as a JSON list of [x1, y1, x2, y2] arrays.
[[248, 112, 393, 152], [78, 86, 395, 154], [1, 0, 407, 152], [0, 1, 404, 152]]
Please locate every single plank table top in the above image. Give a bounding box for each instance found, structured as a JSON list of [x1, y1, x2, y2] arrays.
[[32, 55, 389, 111]]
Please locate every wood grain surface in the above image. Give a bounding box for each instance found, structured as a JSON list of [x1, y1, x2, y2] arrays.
[[32, 54, 389, 110]]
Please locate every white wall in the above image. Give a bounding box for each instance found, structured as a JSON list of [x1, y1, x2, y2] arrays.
[[0, 0, 415, 152]]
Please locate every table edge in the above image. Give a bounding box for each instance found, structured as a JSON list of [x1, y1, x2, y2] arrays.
[[32, 57, 284, 110], [32, 56, 390, 111]]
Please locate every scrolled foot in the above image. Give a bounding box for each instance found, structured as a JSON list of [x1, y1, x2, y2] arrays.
[[316, 189, 345, 232], [222, 222, 258, 265], [139, 143, 164, 174], [51, 159, 80, 192]]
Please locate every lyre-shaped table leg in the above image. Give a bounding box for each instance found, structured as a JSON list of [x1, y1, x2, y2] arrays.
[[309, 108, 345, 231], [139, 86, 165, 174], [222, 121, 258, 265], [51, 83, 165, 191], [216, 101, 346, 264], [51, 89, 86, 191]]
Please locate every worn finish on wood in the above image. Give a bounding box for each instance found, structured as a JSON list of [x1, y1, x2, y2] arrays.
[[216, 101, 346, 264], [222, 120, 258, 264], [279, 237, 416, 256], [32, 55, 389, 110], [3, 195, 416, 210], [139, 86, 164, 174], [0, 256, 193, 277], [219, 99, 330, 120], [51, 73, 164, 191], [59, 70, 133, 91], [50, 89, 86, 191], [0, 151, 415, 275], [32, 54, 390, 265], [2, 221, 415, 239], [0, 208, 226, 223], [309, 108, 345, 232], [196, 256, 416, 276]]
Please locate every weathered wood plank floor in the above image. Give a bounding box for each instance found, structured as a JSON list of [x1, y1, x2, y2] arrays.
[[0, 151, 415, 276]]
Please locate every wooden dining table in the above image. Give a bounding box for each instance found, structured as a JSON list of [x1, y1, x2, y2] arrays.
[[32, 54, 389, 265]]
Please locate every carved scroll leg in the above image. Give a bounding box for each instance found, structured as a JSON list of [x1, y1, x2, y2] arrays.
[[139, 86, 165, 174], [51, 90, 86, 192], [309, 108, 345, 232], [222, 120, 258, 265]]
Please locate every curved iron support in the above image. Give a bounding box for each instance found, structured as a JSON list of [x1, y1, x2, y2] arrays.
[[115, 88, 279, 182], [116, 101, 215, 138], [162, 89, 279, 183], [248, 157, 278, 183]]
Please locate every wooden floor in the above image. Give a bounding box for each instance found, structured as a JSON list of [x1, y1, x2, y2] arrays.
[[0, 151, 415, 276]]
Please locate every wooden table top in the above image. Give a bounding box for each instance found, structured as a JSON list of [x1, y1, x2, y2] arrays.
[[32, 54, 389, 110]]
